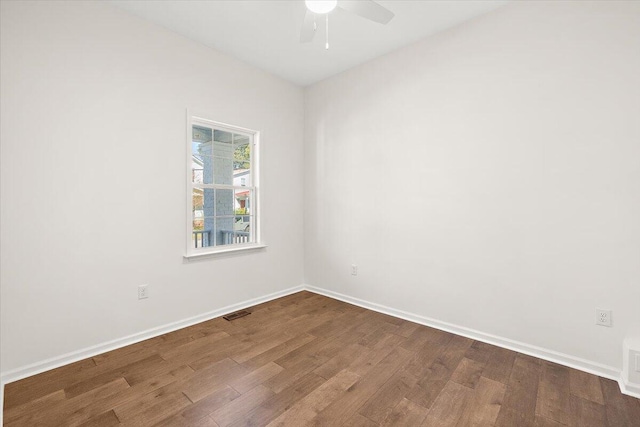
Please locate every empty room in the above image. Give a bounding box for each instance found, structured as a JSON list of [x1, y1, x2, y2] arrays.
[[1, 0, 639, 425]]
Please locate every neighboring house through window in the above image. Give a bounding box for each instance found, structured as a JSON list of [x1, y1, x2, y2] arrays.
[[186, 114, 262, 257]]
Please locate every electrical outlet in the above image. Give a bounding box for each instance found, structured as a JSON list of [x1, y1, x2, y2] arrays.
[[351, 264, 358, 276], [635, 354, 640, 372], [595, 308, 611, 327], [138, 284, 149, 300]]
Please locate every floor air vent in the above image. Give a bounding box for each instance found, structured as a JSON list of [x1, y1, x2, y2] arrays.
[[223, 310, 251, 321]]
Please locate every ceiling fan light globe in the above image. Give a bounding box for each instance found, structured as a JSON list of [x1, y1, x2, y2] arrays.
[[305, 0, 337, 14]]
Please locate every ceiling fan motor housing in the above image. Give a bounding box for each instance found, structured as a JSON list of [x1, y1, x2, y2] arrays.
[[305, 0, 338, 15]]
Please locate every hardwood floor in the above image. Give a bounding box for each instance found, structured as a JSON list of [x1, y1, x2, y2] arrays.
[[3, 291, 640, 426]]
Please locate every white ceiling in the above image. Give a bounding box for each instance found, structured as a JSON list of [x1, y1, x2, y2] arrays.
[[110, 0, 509, 86]]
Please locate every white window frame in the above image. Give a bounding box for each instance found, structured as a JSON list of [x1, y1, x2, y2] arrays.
[[185, 111, 265, 258]]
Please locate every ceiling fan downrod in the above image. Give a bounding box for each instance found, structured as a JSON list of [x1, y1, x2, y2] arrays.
[[326, 15, 329, 50]]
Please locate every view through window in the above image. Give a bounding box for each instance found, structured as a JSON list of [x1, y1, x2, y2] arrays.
[[188, 118, 258, 255]]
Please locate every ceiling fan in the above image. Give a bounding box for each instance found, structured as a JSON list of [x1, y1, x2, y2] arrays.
[[301, 0, 394, 49]]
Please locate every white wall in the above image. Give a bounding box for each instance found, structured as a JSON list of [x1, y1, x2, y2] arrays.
[[304, 1, 640, 375], [0, 0, 304, 375]]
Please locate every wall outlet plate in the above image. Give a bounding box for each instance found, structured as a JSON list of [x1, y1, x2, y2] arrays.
[[351, 264, 358, 276], [138, 284, 149, 300], [595, 308, 612, 327]]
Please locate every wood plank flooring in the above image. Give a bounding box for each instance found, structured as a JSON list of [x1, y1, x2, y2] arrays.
[[3, 291, 640, 426]]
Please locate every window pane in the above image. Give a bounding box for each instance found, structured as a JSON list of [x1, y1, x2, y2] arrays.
[[192, 126, 213, 184], [192, 218, 205, 231], [234, 215, 252, 233], [213, 157, 233, 185], [215, 189, 234, 216], [192, 126, 213, 155], [234, 188, 252, 215], [192, 164, 204, 184], [233, 135, 251, 169], [217, 217, 251, 246], [233, 167, 251, 188], [192, 156, 213, 184], [192, 188, 204, 217], [192, 218, 213, 248], [213, 130, 233, 158], [200, 188, 216, 217]]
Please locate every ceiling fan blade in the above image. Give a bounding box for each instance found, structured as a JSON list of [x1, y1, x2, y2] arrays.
[[338, 0, 394, 24], [300, 9, 317, 43]]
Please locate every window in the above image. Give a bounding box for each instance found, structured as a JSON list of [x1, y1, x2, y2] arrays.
[[186, 114, 262, 257]]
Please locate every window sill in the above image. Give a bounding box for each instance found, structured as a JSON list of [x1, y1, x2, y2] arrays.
[[184, 243, 267, 260]]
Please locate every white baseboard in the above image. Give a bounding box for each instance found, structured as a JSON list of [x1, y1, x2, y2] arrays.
[[620, 379, 640, 399], [302, 284, 639, 399], [0, 285, 304, 386], [1, 282, 637, 414]]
